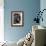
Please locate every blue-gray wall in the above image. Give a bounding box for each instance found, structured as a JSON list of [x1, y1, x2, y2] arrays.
[[4, 0, 40, 42], [40, 0, 46, 27]]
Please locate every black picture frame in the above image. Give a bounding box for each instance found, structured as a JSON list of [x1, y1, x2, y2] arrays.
[[11, 11, 24, 27]]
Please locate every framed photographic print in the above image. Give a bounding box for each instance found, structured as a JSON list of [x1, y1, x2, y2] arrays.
[[11, 11, 24, 27]]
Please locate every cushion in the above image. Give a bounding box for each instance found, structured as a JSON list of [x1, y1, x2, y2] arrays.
[[17, 37, 25, 46]]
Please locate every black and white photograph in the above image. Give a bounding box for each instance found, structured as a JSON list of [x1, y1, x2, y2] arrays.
[[11, 11, 24, 27]]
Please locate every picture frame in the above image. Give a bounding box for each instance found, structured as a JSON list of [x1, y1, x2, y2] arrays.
[[11, 11, 24, 27]]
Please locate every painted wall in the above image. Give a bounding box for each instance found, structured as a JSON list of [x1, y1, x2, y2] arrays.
[[40, 0, 46, 27], [4, 0, 40, 42]]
